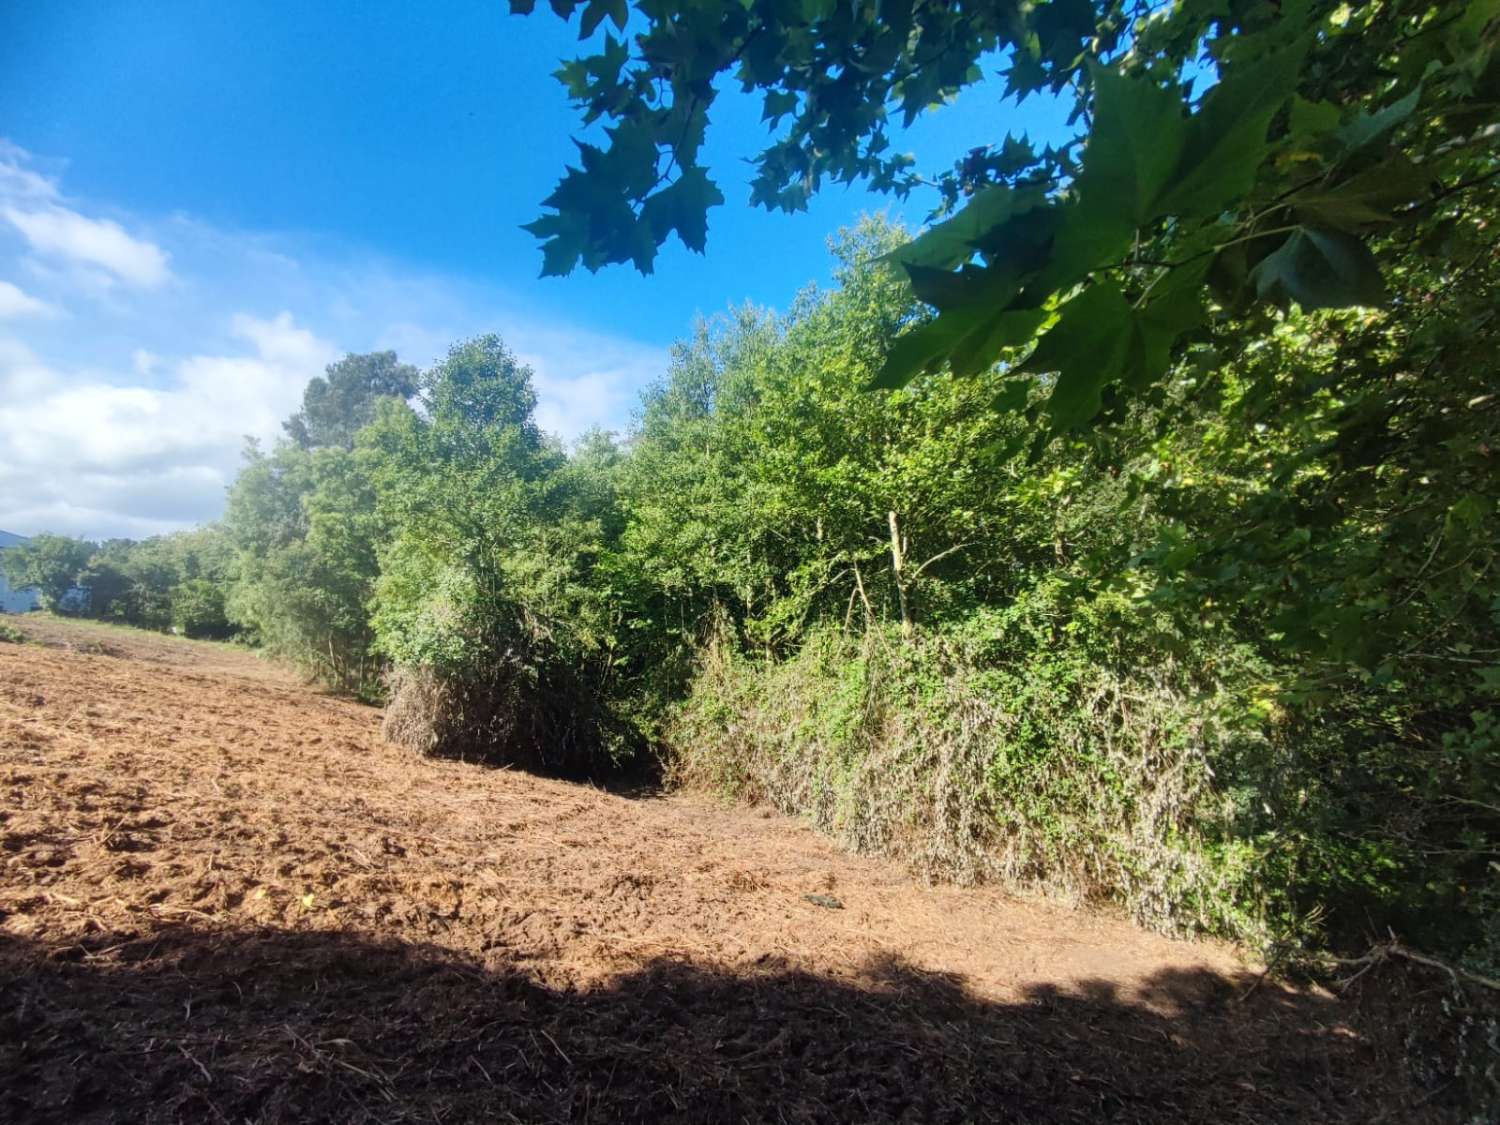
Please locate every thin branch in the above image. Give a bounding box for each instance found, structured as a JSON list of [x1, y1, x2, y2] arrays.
[[851, 561, 876, 626], [1440, 795, 1500, 818], [910, 541, 974, 581], [1332, 938, 1500, 993]]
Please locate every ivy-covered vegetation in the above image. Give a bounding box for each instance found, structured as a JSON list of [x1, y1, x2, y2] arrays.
[[36, 210, 1456, 982], [622, 220, 1500, 970]]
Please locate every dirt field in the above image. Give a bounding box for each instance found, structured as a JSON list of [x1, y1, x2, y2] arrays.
[[0, 616, 1459, 1122]]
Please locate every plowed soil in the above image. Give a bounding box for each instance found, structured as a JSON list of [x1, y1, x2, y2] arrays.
[[0, 617, 1459, 1122]]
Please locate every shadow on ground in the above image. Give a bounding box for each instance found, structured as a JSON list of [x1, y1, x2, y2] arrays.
[[0, 922, 1468, 1124]]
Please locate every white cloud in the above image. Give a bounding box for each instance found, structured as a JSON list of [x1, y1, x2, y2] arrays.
[[0, 336, 63, 397], [516, 332, 662, 440], [0, 140, 61, 205], [0, 313, 334, 539], [229, 310, 330, 371], [0, 139, 666, 540], [0, 280, 58, 319], [3, 204, 171, 288]]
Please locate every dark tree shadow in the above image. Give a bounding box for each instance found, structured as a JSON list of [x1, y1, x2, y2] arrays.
[[0, 923, 1468, 1123]]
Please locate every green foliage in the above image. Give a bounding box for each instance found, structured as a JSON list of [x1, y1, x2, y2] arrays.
[[225, 439, 383, 698], [183, 196, 1498, 989], [670, 617, 1272, 941], [365, 336, 633, 770], [81, 528, 234, 631], [0, 528, 235, 637], [513, 0, 1024, 269], [171, 578, 231, 639], [614, 218, 1026, 658], [2, 533, 93, 611], [517, 0, 1497, 440], [587, 215, 1497, 975], [283, 350, 420, 450], [502, 0, 1499, 982]]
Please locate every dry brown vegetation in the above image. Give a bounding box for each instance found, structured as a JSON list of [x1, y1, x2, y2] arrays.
[[0, 617, 1466, 1122]]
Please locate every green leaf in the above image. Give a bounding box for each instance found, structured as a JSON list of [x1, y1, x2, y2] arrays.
[[870, 304, 1047, 389], [1250, 227, 1387, 310], [1447, 493, 1492, 531], [870, 316, 963, 389], [903, 262, 1020, 313], [1158, 33, 1311, 219], [993, 377, 1033, 412], [580, 0, 611, 37], [1336, 86, 1421, 155], [554, 58, 592, 99], [521, 214, 587, 277], [889, 185, 1044, 271], [973, 203, 1065, 278], [1292, 154, 1432, 230], [640, 166, 724, 254], [762, 90, 798, 123], [949, 307, 1051, 378], [905, 264, 997, 311], [1140, 259, 1210, 337], [1289, 96, 1342, 142], [540, 157, 620, 215], [1128, 259, 1211, 389], [1076, 62, 1188, 225], [1020, 263, 1208, 427], [1023, 282, 1135, 430], [1025, 198, 1134, 297]]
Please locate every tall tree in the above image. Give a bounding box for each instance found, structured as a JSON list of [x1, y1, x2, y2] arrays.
[[284, 351, 420, 450], [224, 438, 386, 695]]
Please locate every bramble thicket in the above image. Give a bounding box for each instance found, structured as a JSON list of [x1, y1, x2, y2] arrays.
[[8, 0, 1498, 984]]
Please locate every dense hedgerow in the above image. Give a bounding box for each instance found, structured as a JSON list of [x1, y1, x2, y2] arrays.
[[630, 219, 1499, 968], [669, 603, 1277, 943], [2, 528, 236, 639]]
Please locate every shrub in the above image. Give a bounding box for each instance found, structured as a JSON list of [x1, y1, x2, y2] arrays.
[[171, 578, 232, 639]]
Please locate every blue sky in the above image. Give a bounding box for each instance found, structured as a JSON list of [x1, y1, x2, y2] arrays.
[[0, 0, 1073, 538]]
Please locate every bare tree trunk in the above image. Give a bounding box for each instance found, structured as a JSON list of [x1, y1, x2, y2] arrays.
[[888, 510, 912, 639]]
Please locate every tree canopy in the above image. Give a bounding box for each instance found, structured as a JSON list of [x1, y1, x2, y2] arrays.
[[515, 0, 1499, 433], [284, 350, 420, 450]]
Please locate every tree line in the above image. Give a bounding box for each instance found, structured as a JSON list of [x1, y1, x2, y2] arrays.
[[2, 527, 234, 638]]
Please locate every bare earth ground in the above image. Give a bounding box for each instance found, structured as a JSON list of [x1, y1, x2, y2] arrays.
[[0, 616, 1455, 1122]]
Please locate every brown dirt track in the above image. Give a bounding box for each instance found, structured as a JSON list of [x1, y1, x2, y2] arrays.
[[0, 617, 1459, 1122]]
